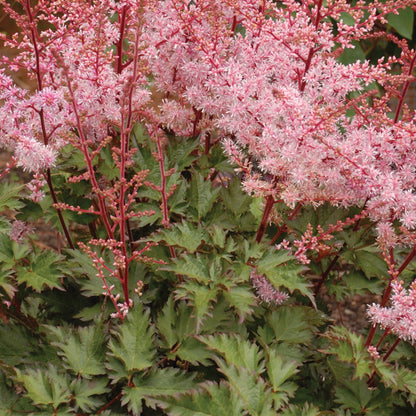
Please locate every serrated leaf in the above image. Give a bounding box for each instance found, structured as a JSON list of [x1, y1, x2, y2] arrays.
[[265, 346, 299, 393], [337, 40, 366, 64], [280, 402, 322, 416], [355, 249, 387, 279], [219, 365, 274, 416], [154, 222, 209, 253], [157, 297, 181, 348], [387, 7, 414, 40], [17, 365, 71, 408], [175, 281, 218, 332], [163, 254, 210, 282], [199, 333, 264, 375], [220, 178, 252, 216], [156, 381, 245, 416], [48, 324, 106, 377], [65, 249, 122, 298], [257, 248, 295, 270], [0, 373, 36, 415], [257, 256, 314, 305], [187, 172, 220, 219], [267, 306, 317, 344], [223, 285, 256, 323], [176, 337, 212, 366], [108, 303, 155, 375], [324, 326, 371, 379], [0, 324, 34, 366], [0, 269, 15, 299], [70, 378, 109, 412], [122, 369, 197, 415], [0, 234, 30, 266], [16, 251, 64, 292], [133, 368, 196, 397], [396, 366, 416, 395], [373, 360, 397, 389], [0, 182, 24, 211], [210, 224, 227, 248], [334, 377, 390, 414], [167, 137, 199, 171]]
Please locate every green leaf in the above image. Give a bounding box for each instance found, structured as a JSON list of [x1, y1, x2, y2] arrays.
[[17, 365, 71, 408], [340, 12, 355, 26], [154, 222, 209, 253], [0, 324, 34, 366], [223, 285, 256, 323], [187, 171, 220, 219], [218, 365, 274, 416], [220, 178, 253, 217], [256, 248, 294, 271], [0, 269, 15, 299], [210, 224, 227, 249], [324, 326, 372, 379], [48, 324, 107, 377], [70, 378, 109, 412], [157, 381, 245, 416], [163, 254, 210, 282], [344, 271, 383, 295], [122, 368, 197, 414], [334, 377, 392, 414], [16, 251, 64, 292], [0, 373, 36, 415], [0, 182, 24, 211], [128, 368, 196, 399], [199, 333, 264, 375], [281, 402, 322, 416], [0, 234, 30, 267], [387, 7, 414, 40], [175, 281, 218, 332], [176, 337, 212, 366], [257, 253, 313, 304], [338, 40, 366, 64], [108, 303, 155, 376], [354, 249, 387, 279], [266, 306, 318, 344], [265, 346, 299, 393], [167, 136, 199, 171]]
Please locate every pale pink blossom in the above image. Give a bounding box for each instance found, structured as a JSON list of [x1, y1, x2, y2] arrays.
[[9, 220, 33, 243], [367, 280, 416, 344], [251, 272, 288, 305]]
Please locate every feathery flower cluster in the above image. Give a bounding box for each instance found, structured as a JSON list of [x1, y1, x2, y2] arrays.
[[367, 280, 416, 344], [250, 271, 288, 305], [143, 0, 416, 236]]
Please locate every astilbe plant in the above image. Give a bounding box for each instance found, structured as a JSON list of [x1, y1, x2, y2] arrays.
[[1, 0, 416, 414], [143, 0, 416, 358]]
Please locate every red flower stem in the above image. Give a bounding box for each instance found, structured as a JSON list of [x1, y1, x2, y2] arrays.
[[376, 329, 390, 349], [382, 337, 401, 362], [393, 50, 416, 124], [397, 245, 416, 276], [156, 133, 170, 228], [24, 0, 74, 248], [116, 5, 129, 74], [118, 26, 143, 301], [256, 195, 275, 243], [96, 392, 123, 414], [270, 203, 301, 244], [66, 79, 114, 239], [45, 170, 75, 249]]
